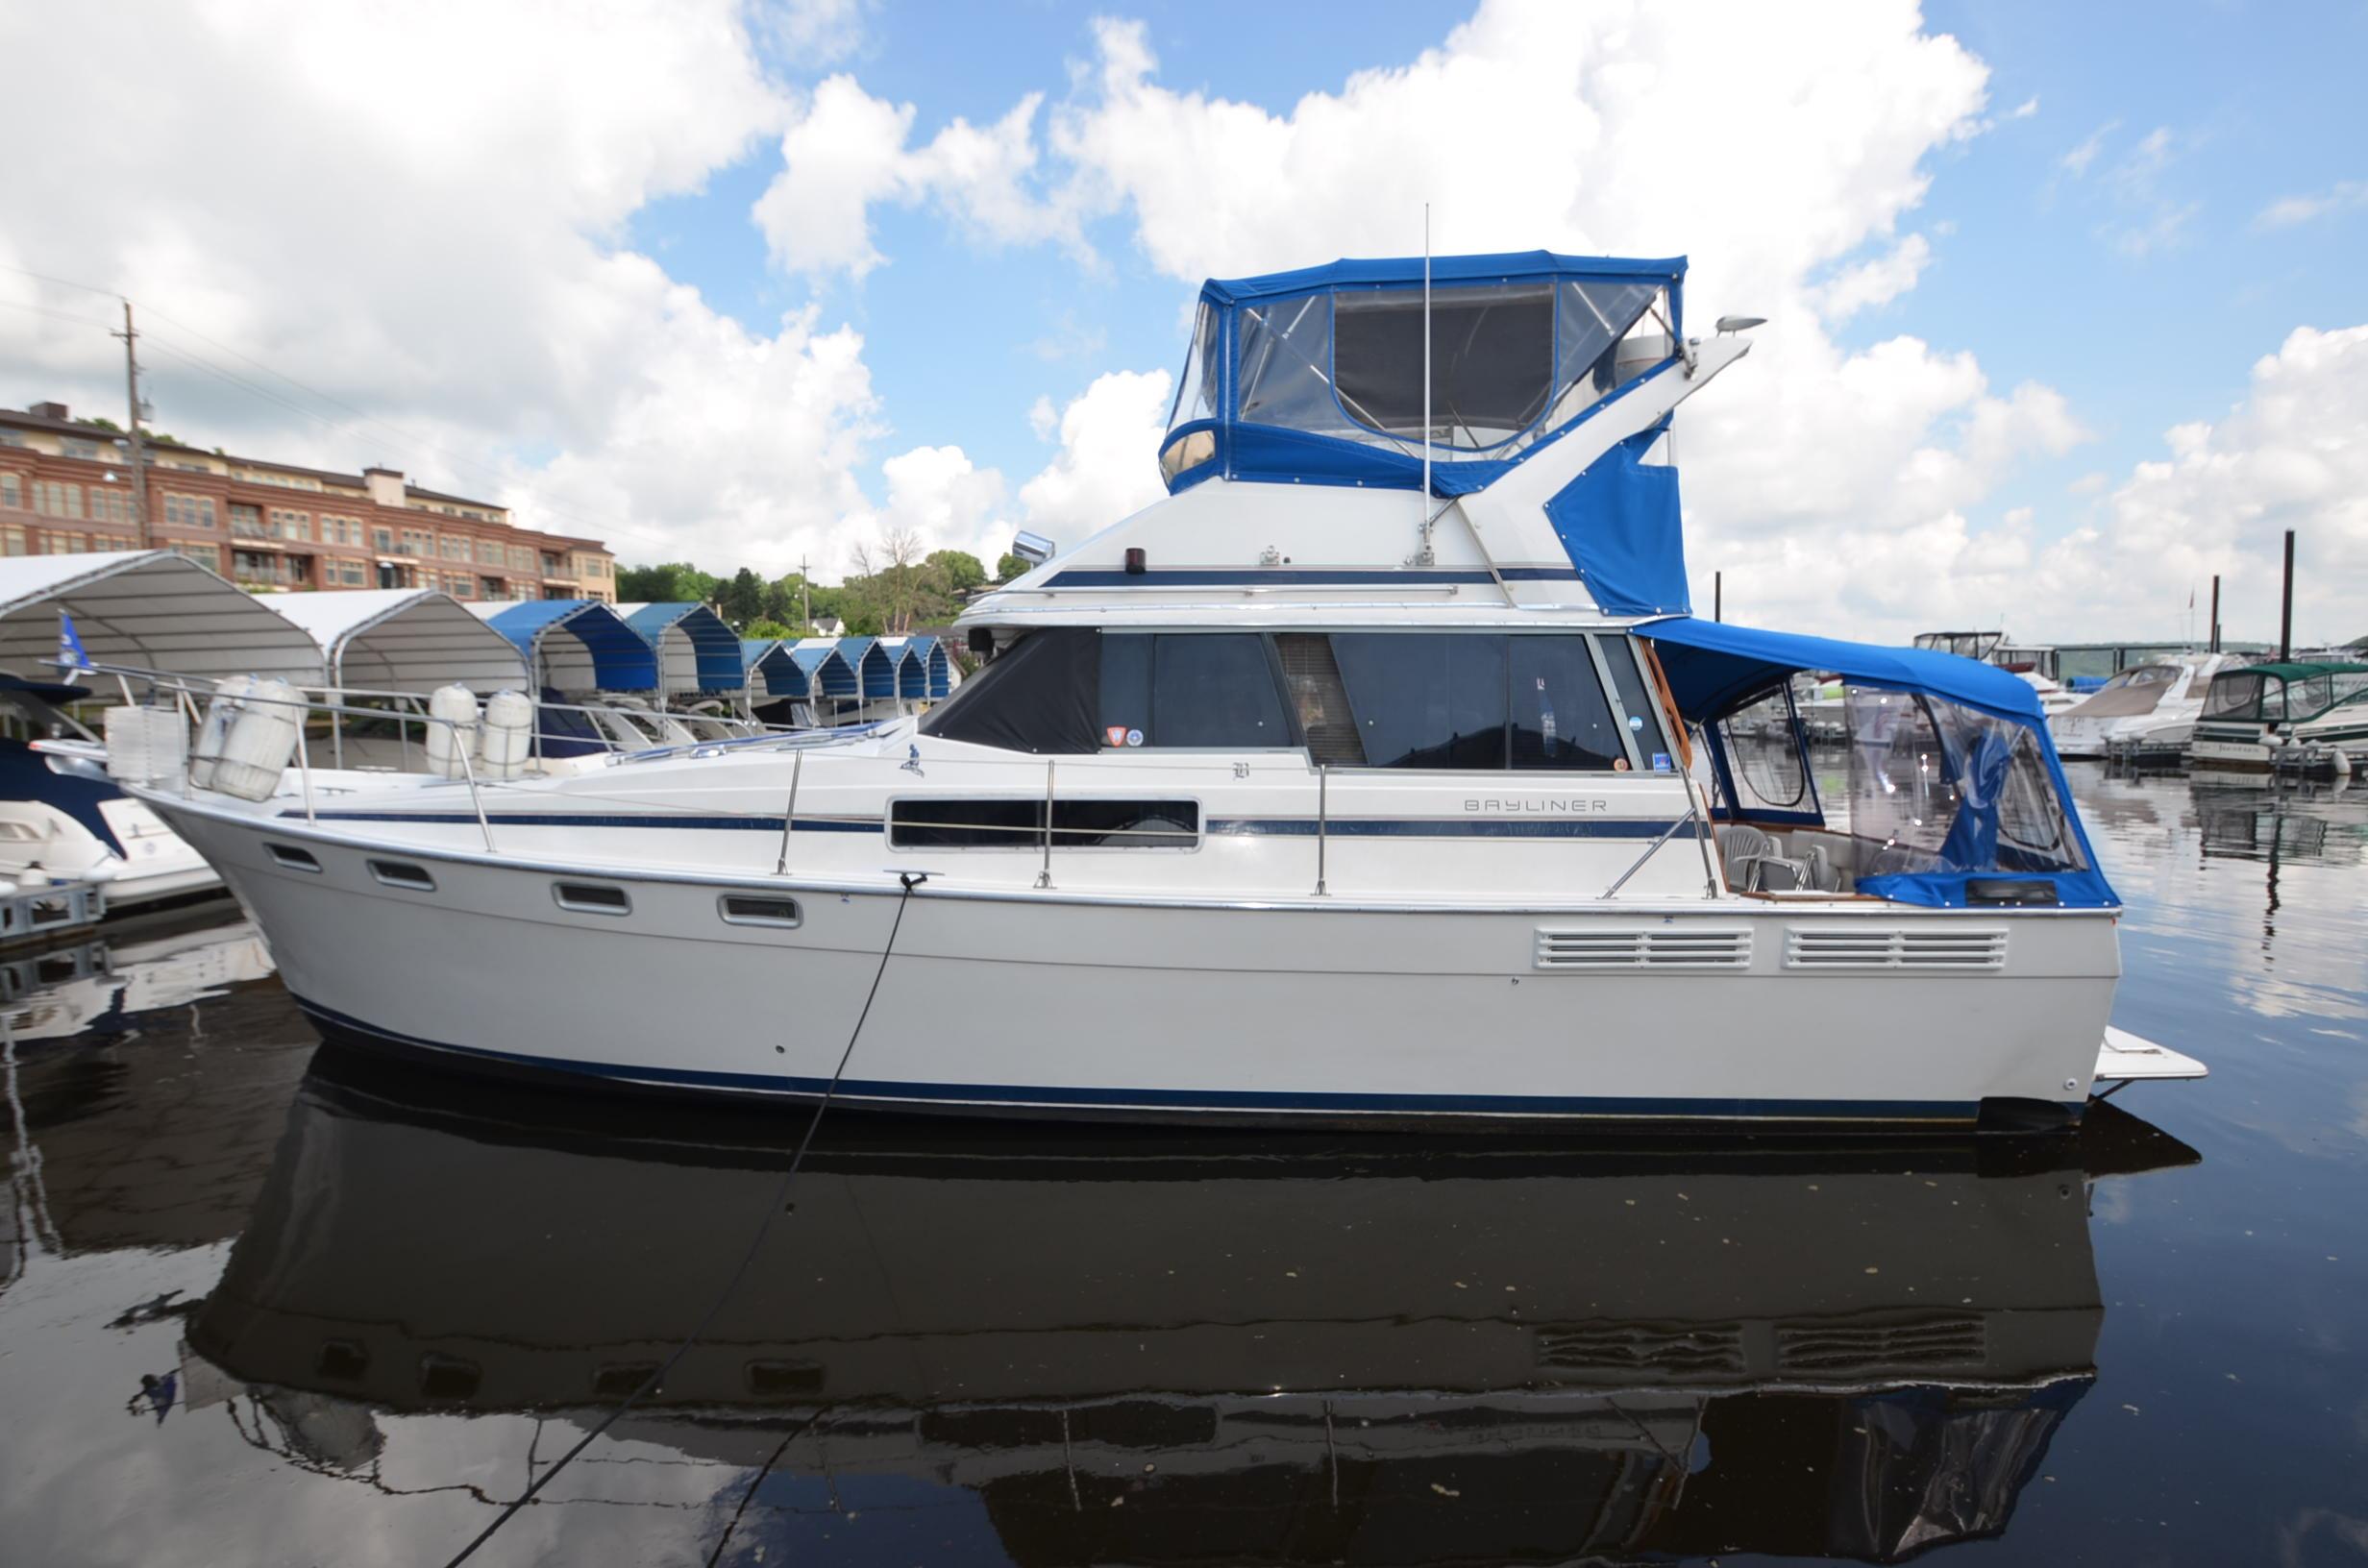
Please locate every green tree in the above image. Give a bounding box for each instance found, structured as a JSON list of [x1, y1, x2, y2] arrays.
[[925, 549, 987, 595], [995, 551, 1029, 582], [719, 567, 766, 626], [615, 561, 718, 603], [743, 617, 801, 641]]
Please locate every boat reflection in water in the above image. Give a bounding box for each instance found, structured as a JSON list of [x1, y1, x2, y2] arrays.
[[188, 1053, 2198, 1565]]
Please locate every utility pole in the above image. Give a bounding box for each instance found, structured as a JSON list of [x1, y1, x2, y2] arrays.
[[800, 554, 810, 630], [111, 299, 150, 550], [2208, 574, 2221, 653], [1713, 571, 1722, 623]]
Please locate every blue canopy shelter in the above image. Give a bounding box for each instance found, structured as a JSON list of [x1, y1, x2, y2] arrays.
[[741, 638, 811, 700], [619, 601, 744, 697], [1641, 617, 2114, 911], [790, 642, 859, 721], [471, 600, 658, 695], [892, 634, 952, 699], [836, 635, 900, 702]]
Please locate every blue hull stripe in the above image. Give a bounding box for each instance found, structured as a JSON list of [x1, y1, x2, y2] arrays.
[[1208, 818, 1680, 839], [292, 995, 1983, 1124], [278, 811, 1681, 840], [282, 810, 873, 833], [1044, 567, 1582, 588]]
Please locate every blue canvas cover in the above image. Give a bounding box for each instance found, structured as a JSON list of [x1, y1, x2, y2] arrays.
[[1641, 617, 2114, 910], [1169, 250, 1687, 498], [1541, 423, 1689, 616], [481, 601, 658, 693], [624, 601, 744, 693]]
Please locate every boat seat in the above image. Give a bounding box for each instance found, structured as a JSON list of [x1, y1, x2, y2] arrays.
[[1714, 823, 1813, 894]]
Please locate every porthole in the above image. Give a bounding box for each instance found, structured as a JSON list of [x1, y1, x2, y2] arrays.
[[368, 859, 434, 892], [720, 894, 802, 928], [554, 882, 631, 916]]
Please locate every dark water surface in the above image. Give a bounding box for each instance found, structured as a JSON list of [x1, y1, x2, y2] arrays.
[[4, 765, 2365, 1567]]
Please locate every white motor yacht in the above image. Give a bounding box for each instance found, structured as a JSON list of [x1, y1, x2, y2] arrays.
[[2192, 659, 2368, 774], [1913, 632, 2078, 718], [2049, 651, 2235, 761], [124, 250, 2203, 1132]]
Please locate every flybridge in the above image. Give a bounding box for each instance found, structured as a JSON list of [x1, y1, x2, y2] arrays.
[[1159, 250, 1689, 496]]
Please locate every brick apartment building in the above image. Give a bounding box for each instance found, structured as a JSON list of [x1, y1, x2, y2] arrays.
[[0, 402, 615, 602]]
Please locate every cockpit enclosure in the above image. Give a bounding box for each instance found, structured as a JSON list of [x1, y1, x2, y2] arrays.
[[1161, 252, 1686, 494], [1646, 618, 2115, 911], [2200, 662, 2368, 724]]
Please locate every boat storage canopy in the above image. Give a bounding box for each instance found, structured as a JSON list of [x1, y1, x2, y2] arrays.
[[1643, 617, 2115, 910], [0, 550, 323, 684], [617, 601, 745, 697], [468, 600, 659, 694], [271, 588, 529, 695]]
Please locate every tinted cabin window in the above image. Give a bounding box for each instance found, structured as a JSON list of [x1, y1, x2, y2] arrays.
[[1099, 634, 1290, 748], [1274, 633, 1364, 766], [1508, 636, 1624, 770], [919, 628, 1099, 753], [1332, 633, 1508, 769], [889, 797, 1197, 848]]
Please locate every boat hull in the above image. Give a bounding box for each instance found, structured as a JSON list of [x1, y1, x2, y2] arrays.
[[153, 796, 2117, 1134]]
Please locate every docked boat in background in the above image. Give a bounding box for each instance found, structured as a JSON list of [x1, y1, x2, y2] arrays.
[[123, 248, 2204, 1132], [2048, 651, 2235, 763], [1914, 631, 2078, 718], [2191, 660, 2368, 776]]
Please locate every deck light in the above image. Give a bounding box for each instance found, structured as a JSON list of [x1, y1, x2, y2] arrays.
[[1714, 316, 1767, 333]]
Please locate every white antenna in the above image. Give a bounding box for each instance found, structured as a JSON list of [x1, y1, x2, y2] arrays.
[[1421, 202, 1432, 516]]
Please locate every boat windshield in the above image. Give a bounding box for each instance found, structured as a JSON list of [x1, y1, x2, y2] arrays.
[[1838, 687, 2086, 879], [2101, 664, 2181, 692], [2202, 673, 2269, 720]]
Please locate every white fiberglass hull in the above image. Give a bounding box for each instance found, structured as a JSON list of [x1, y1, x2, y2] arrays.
[[151, 792, 2121, 1132]]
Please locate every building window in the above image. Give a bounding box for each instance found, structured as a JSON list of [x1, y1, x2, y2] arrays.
[[42, 531, 86, 553], [0, 474, 21, 509], [36, 481, 81, 519], [335, 558, 367, 586], [230, 503, 264, 537], [400, 527, 432, 556], [3, 526, 25, 555], [233, 550, 308, 587], [476, 539, 503, 565], [269, 507, 311, 542], [0, 430, 25, 448], [59, 437, 103, 461], [440, 535, 471, 561], [371, 526, 394, 553], [88, 487, 134, 526], [171, 543, 221, 571], [163, 493, 216, 529]]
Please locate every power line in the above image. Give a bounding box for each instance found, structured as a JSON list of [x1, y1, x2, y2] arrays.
[[0, 261, 676, 551]]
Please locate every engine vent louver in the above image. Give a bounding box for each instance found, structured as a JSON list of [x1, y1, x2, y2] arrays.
[[1774, 1311, 1987, 1375], [1784, 927, 2007, 971], [1535, 1321, 1747, 1376], [1533, 928, 1752, 971]]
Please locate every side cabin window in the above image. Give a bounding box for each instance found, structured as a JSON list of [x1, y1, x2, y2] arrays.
[[1714, 690, 1812, 814], [890, 798, 1199, 849], [923, 628, 1668, 772]]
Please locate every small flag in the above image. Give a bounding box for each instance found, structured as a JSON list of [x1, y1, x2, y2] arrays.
[[57, 611, 92, 671]]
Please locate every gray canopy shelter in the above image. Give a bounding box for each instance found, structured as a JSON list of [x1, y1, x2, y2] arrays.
[[0, 551, 323, 684], [271, 588, 528, 696]]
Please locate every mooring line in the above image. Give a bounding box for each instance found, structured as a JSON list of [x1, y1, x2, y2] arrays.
[[438, 871, 930, 1568]]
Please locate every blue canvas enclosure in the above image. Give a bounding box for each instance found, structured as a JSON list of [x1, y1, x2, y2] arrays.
[[623, 602, 744, 694], [1642, 617, 2115, 910], [892, 635, 951, 699], [1162, 250, 1687, 498], [481, 601, 657, 694]]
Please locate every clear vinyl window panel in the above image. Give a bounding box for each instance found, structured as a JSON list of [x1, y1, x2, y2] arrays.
[[1332, 282, 1553, 450], [1717, 691, 1812, 811]]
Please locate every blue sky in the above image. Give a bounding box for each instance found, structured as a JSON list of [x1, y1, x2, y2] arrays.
[[8, 0, 2362, 639], [626, 0, 2368, 546]]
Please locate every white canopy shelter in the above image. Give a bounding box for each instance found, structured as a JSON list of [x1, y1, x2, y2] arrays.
[[0, 551, 323, 684], [272, 589, 529, 695]]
